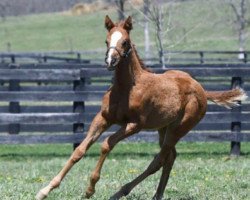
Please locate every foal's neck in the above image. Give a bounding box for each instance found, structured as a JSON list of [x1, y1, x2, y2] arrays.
[[114, 48, 143, 90]]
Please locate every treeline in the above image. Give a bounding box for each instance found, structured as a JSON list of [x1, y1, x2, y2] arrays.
[[0, 0, 115, 17]]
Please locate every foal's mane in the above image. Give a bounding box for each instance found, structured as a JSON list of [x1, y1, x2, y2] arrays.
[[132, 44, 152, 73]]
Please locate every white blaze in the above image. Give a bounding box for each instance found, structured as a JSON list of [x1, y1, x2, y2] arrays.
[[107, 31, 122, 65]]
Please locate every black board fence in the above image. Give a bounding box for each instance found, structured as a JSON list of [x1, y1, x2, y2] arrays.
[[1, 50, 249, 65], [0, 63, 250, 155], [163, 50, 249, 64]]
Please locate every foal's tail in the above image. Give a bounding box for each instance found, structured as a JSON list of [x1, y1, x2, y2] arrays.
[[206, 88, 248, 109]]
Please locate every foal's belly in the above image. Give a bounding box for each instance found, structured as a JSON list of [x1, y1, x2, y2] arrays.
[[142, 104, 183, 130], [138, 85, 183, 129]]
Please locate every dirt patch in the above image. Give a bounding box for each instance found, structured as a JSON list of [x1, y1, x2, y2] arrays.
[[71, 1, 109, 15], [69, 0, 143, 16]]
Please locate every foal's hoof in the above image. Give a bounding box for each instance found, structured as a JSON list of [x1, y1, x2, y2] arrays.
[[35, 191, 47, 200], [85, 188, 95, 199], [151, 195, 163, 200], [109, 193, 122, 200]]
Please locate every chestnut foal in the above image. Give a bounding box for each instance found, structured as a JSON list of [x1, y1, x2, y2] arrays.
[[36, 16, 247, 200]]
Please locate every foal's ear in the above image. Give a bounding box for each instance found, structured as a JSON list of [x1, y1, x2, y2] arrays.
[[123, 16, 133, 32], [105, 15, 115, 31]]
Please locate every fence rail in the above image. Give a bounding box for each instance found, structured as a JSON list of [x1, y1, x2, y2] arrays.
[[0, 62, 250, 155], [163, 50, 249, 64], [1, 50, 249, 64]]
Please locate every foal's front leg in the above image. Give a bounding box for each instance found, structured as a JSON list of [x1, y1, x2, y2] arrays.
[[85, 123, 140, 198], [35, 112, 110, 200]]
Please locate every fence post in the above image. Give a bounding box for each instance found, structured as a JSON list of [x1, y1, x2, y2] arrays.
[[230, 122, 241, 156], [43, 56, 47, 63], [73, 78, 85, 149], [199, 51, 204, 64], [8, 64, 20, 134], [230, 77, 242, 156], [11, 55, 15, 63], [243, 52, 247, 63], [77, 53, 81, 63]]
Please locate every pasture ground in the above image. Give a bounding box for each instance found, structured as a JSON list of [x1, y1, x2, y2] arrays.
[[0, 142, 249, 200], [0, 0, 249, 54]]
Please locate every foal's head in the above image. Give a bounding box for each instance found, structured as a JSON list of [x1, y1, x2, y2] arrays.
[[104, 15, 133, 71]]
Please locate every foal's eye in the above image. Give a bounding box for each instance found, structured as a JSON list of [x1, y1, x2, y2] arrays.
[[122, 40, 128, 47]]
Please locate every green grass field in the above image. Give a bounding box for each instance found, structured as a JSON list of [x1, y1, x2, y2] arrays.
[[0, 0, 249, 56], [0, 142, 249, 200], [0, 1, 250, 200]]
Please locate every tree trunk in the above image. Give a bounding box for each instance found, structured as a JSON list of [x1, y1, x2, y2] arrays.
[[116, 0, 125, 20], [144, 0, 150, 61], [156, 6, 165, 68], [238, 0, 246, 50], [229, 0, 247, 51]]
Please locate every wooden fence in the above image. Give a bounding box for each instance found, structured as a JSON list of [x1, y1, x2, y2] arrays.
[[0, 63, 250, 155], [1, 50, 249, 64], [163, 50, 249, 64]]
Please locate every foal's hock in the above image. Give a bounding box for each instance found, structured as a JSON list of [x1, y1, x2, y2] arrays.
[[36, 16, 247, 200]]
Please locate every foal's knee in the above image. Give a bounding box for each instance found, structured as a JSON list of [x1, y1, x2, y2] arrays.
[[161, 147, 177, 167], [50, 176, 61, 188], [70, 147, 85, 163], [156, 147, 176, 168], [146, 155, 163, 175], [101, 139, 112, 155], [90, 172, 100, 184], [172, 148, 177, 159]]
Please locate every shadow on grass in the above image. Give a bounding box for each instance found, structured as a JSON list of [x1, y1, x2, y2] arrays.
[[166, 197, 196, 200], [0, 152, 153, 161], [0, 151, 249, 161], [179, 151, 250, 157], [125, 193, 196, 200]]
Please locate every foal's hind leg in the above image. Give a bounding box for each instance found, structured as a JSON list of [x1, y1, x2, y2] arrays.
[[158, 127, 167, 147], [109, 135, 175, 200], [85, 123, 140, 198], [36, 112, 110, 200], [150, 128, 177, 200], [152, 146, 176, 200], [111, 98, 206, 200], [152, 99, 206, 200]]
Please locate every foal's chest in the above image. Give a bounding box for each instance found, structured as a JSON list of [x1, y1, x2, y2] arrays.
[[101, 91, 141, 124]]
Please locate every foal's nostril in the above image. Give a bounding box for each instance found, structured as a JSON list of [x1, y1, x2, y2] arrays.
[[111, 57, 117, 66]]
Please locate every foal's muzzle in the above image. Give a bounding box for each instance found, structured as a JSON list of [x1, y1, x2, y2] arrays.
[[105, 55, 117, 71], [108, 59, 117, 71], [105, 47, 120, 71]]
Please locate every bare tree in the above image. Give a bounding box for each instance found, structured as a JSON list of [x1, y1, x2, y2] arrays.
[[127, 0, 216, 66], [127, 0, 173, 67], [227, 0, 249, 51], [143, 0, 150, 60], [116, 0, 126, 20], [0, 0, 10, 21], [146, 0, 173, 68]]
